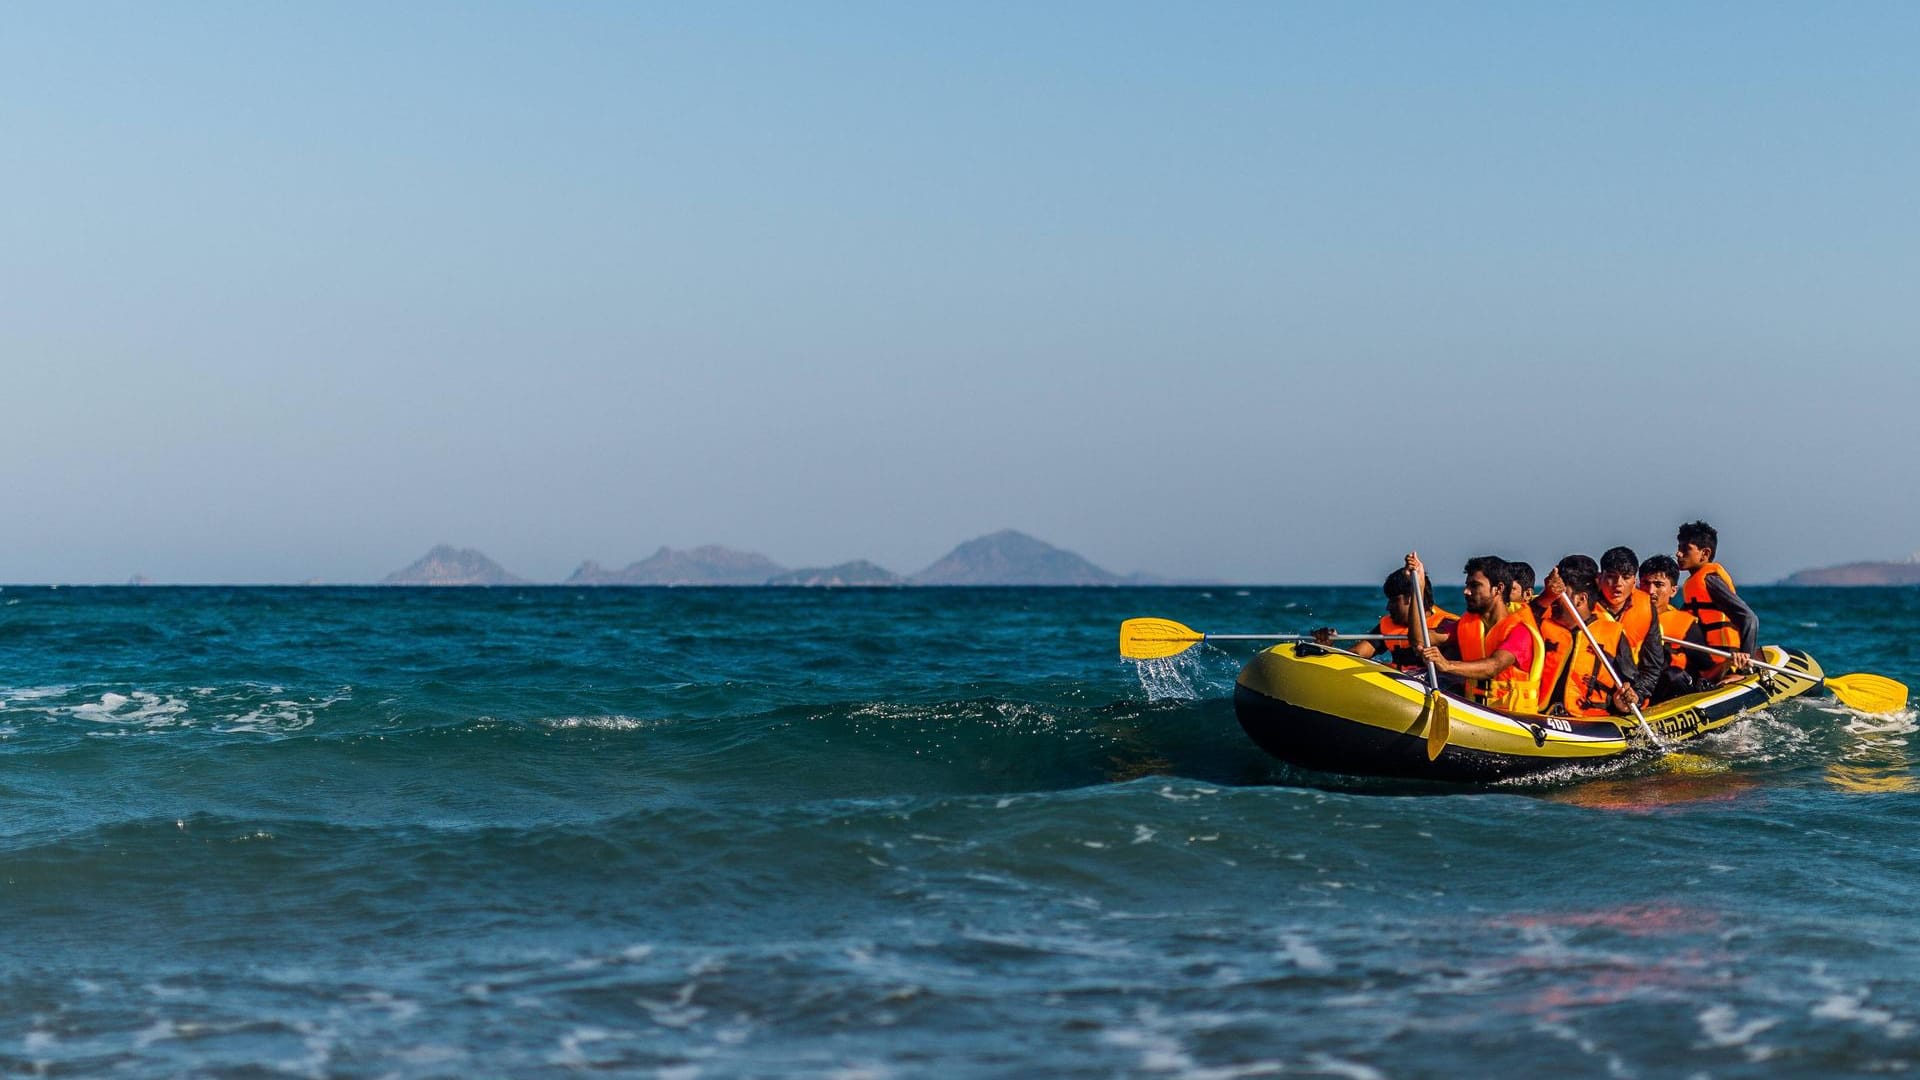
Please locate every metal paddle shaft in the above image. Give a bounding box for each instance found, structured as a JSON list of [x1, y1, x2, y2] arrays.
[[1408, 570, 1442, 692], [1660, 635, 1789, 676], [1202, 634, 1392, 642], [1118, 618, 1395, 661], [1560, 593, 1665, 748], [1661, 635, 1909, 712], [1409, 565, 1451, 760]]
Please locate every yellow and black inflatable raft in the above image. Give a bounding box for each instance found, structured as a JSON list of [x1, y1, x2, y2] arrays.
[[1233, 643, 1824, 782]]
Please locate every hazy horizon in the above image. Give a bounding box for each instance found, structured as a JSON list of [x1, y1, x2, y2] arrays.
[[8, 528, 1912, 588], [6, 4, 1916, 586]]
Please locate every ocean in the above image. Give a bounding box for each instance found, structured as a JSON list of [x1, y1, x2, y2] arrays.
[[1, 584, 1916, 1077]]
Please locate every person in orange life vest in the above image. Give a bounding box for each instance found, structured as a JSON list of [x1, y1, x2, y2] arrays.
[[1676, 520, 1760, 682], [1532, 554, 1595, 699], [1335, 567, 1458, 670], [1595, 545, 1668, 700], [1410, 553, 1544, 711], [1506, 561, 1537, 613], [1538, 560, 1642, 718], [1499, 560, 1546, 669], [1640, 553, 1708, 704]]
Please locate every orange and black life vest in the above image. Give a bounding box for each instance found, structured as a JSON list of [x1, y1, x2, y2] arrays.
[[1453, 606, 1545, 713], [1680, 563, 1742, 650], [1657, 607, 1698, 671], [1374, 606, 1456, 649], [1601, 588, 1655, 658], [1536, 617, 1575, 699], [1557, 615, 1629, 718]]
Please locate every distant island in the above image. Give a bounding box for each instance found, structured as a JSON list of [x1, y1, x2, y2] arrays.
[[381, 530, 1178, 587], [1779, 553, 1920, 586], [383, 545, 529, 586]]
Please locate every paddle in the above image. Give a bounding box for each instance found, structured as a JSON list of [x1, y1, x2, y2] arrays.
[[1559, 593, 1666, 749], [1409, 563, 1451, 761], [1662, 636, 1909, 713], [1118, 618, 1387, 661]]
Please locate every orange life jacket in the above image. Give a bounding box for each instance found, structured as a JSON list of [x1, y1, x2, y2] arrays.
[[1374, 606, 1456, 649], [1536, 617, 1575, 700], [1656, 607, 1698, 671], [1601, 588, 1655, 658], [1558, 615, 1628, 718], [1680, 563, 1742, 650], [1453, 606, 1545, 713]]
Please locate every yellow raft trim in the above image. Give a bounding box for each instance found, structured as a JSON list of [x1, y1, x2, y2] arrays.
[[1237, 644, 1823, 761]]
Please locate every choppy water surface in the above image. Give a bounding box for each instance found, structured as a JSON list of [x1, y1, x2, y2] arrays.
[[2, 585, 1917, 1077]]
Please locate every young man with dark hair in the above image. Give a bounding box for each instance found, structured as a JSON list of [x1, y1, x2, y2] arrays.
[[1538, 560, 1641, 717], [1595, 545, 1667, 699], [1341, 567, 1458, 669], [1506, 560, 1537, 613], [1676, 520, 1760, 682], [1534, 554, 1595, 701], [1640, 553, 1707, 703], [1410, 553, 1544, 713]]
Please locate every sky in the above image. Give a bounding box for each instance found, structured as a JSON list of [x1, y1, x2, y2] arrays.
[[3, 2, 1916, 584]]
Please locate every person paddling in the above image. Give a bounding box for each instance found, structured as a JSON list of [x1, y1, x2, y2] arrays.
[[1534, 555, 1594, 700], [1412, 553, 1544, 713], [1640, 553, 1707, 703], [1538, 560, 1642, 718], [1340, 567, 1458, 670], [1596, 545, 1668, 699], [1675, 520, 1760, 682]]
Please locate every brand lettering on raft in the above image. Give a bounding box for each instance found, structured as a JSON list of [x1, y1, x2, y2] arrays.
[[1654, 708, 1708, 739], [1543, 717, 1573, 733]]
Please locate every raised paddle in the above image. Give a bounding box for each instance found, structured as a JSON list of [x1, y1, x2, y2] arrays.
[[1118, 618, 1388, 661], [1559, 593, 1666, 749], [1408, 564, 1451, 761], [1662, 636, 1909, 714]]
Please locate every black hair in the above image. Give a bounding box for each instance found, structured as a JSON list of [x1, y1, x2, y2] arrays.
[[1639, 553, 1681, 584], [1507, 561, 1536, 595], [1600, 546, 1638, 577], [1462, 555, 1513, 593], [1677, 520, 1719, 558], [1555, 553, 1599, 579], [1558, 561, 1605, 605], [1383, 568, 1438, 610]]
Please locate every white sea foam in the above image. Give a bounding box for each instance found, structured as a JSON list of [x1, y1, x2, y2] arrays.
[[222, 690, 348, 734], [69, 691, 190, 727], [540, 715, 663, 731], [1695, 1002, 1779, 1060], [1132, 656, 1201, 702], [550, 1026, 620, 1067], [1274, 933, 1334, 973], [1811, 990, 1914, 1038], [1102, 1006, 1288, 1078], [1301, 1056, 1387, 1080]]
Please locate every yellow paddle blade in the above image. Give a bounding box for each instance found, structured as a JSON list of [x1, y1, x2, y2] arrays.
[[1826, 673, 1910, 714], [1119, 618, 1205, 660], [1424, 693, 1450, 761], [1659, 752, 1727, 776]]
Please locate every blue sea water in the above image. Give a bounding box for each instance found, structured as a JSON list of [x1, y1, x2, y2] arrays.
[[1, 584, 1917, 1077]]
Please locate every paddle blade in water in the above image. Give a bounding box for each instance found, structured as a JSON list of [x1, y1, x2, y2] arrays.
[[1119, 618, 1204, 660], [1424, 694, 1450, 761], [1825, 673, 1910, 714]]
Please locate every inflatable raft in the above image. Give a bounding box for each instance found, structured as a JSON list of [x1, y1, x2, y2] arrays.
[[1233, 642, 1825, 782]]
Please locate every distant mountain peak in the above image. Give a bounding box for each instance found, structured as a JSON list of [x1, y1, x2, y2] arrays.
[[764, 560, 903, 587], [1780, 555, 1920, 586], [382, 544, 527, 586], [909, 530, 1124, 586], [564, 544, 787, 586]]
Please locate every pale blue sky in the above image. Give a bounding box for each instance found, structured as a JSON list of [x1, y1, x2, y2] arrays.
[[3, 2, 1915, 583]]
